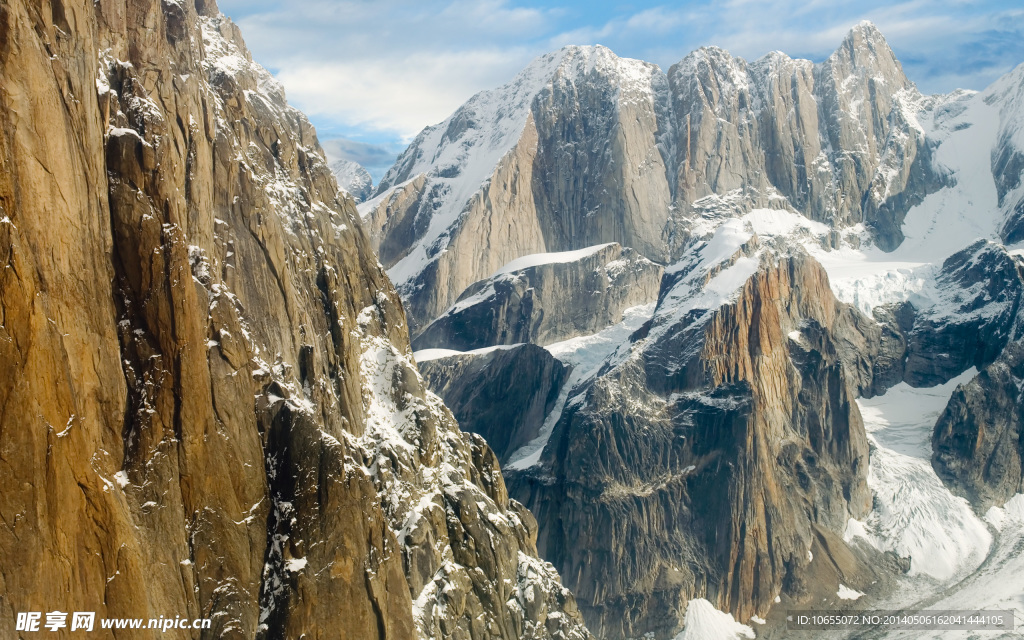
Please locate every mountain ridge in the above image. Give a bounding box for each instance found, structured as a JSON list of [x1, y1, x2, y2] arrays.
[[374, 19, 1024, 639], [361, 22, 950, 336]]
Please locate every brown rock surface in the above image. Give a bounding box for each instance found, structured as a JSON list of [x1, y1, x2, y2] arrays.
[[0, 1, 590, 638]]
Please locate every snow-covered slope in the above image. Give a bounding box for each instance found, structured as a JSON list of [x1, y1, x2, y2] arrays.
[[844, 374, 1024, 639], [672, 599, 755, 640], [847, 370, 992, 582]]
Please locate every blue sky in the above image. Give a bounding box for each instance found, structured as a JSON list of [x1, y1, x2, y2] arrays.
[[217, 0, 1024, 179]]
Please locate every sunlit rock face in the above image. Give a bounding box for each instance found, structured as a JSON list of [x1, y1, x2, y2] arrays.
[[413, 243, 663, 352], [0, 2, 591, 638]]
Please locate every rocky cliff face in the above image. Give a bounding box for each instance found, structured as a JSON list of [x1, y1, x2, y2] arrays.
[[506, 232, 874, 637], [363, 23, 947, 334], [414, 243, 663, 351], [887, 240, 1024, 388], [0, 1, 590, 638], [988, 64, 1024, 244], [667, 23, 944, 250], [418, 345, 569, 464], [932, 341, 1024, 512]]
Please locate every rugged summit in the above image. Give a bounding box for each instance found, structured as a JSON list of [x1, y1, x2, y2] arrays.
[[363, 23, 946, 335], [0, 1, 589, 638]]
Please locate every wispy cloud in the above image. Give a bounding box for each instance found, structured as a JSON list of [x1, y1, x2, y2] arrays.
[[219, 0, 1024, 154], [223, 0, 556, 140]]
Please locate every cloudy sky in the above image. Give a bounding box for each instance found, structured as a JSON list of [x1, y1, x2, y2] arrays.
[[217, 0, 1024, 179]]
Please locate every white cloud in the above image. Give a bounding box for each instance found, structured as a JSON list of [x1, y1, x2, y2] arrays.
[[220, 0, 1023, 145], [274, 48, 534, 139], [225, 0, 557, 139]]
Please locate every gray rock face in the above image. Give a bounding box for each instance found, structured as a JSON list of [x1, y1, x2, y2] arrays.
[[363, 46, 674, 333], [667, 23, 947, 251], [418, 345, 569, 463], [932, 341, 1024, 511], [361, 18, 1024, 640], [414, 244, 663, 350], [364, 23, 948, 333], [0, 2, 591, 639], [906, 241, 1024, 385], [988, 64, 1024, 243], [506, 242, 872, 638]]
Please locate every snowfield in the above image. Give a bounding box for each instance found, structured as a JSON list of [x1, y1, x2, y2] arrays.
[[842, 372, 1024, 638], [673, 599, 755, 640], [847, 370, 992, 583]]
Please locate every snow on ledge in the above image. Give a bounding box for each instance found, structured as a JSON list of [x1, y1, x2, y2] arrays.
[[413, 344, 523, 363], [673, 599, 756, 640], [490, 243, 617, 277]]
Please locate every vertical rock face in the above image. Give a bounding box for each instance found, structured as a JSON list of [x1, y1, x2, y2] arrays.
[[413, 243, 663, 351], [903, 241, 1024, 386], [506, 242, 872, 638], [364, 22, 947, 335], [668, 23, 946, 251], [0, 1, 590, 639], [932, 341, 1024, 512], [860, 240, 1024, 392], [418, 345, 569, 464], [988, 63, 1024, 244]]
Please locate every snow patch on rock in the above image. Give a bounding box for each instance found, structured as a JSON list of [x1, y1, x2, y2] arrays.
[[673, 599, 755, 640]]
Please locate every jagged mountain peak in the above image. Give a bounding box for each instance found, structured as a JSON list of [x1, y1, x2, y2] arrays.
[[329, 158, 373, 203], [669, 45, 750, 91], [375, 43, 660, 195], [824, 19, 912, 90], [670, 21, 909, 92], [841, 19, 893, 51], [364, 20, 958, 332]]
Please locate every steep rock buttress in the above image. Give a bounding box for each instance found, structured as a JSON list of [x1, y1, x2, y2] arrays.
[[0, 1, 590, 638]]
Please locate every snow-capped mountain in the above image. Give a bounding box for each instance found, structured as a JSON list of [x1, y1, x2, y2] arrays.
[[362, 22, 948, 336], [368, 20, 1024, 640], [329, 157, 374, 202]]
